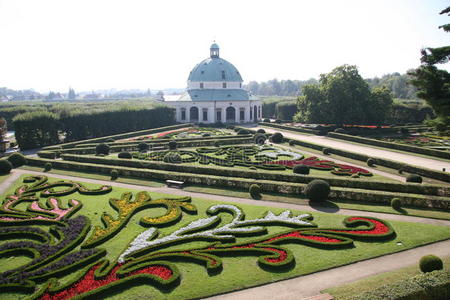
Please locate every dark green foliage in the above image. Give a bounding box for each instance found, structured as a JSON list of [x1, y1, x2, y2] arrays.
[[44, 162, 52, 172], [168, 140, 177, 150], [249, 184, 261, 199], [322, 148, 331, 155], [237, 129, 250, 135], [0, 159, 12, 174], [96, 143, 110, 155], [304, 179, 330, 202], [275, 119, 282, 124], [400, 127, 409, 134], [334, 128, 345, 133], [289, 140, 295, 146], [118, 152, 132, 159], [254, 133, 267, 145], [105, 138, 115, 143], [13, 111, 60, 150], [7, 152, 27, 168], [138, 142, 149, 152], [275, 101, 297, 121], [367, 158, 376, 167], [163, 152, 181, 163], [214, 140, 221, 147], [419, 255, 443, 273], [270, 132, 283, 143], [110, 169, 119, 180], [263, 118, 271, 122], [295, 65, 393, 125], [293, 164, 310, 175], [406, 174, 423, 183], [391, 198, 402, 210], [256, 129, 266, 134]]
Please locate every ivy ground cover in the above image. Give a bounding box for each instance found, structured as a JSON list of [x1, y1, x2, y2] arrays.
[[1, 174, 450, 299]]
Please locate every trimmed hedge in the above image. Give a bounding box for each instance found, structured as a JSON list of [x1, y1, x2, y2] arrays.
[[419, 255, 443, 273], [391, 198, 402, 210], [271, 132, 283, 143], [0, 159, 13, 174], [249, 184, 261, 199], [327, 132, 450, 160], [7, 153, 27, 168], [407, 174, 423, 184], [118, 152, 132, 159], [304, 180, 330, 202], [96, 143, 110, 155], [293, 164, 310, 175], [25, 157, 450, 209], [259, 122, 321, 135], [60, 154, 450, 197]]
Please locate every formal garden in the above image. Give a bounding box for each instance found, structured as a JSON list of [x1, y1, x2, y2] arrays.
[[1, 174, 449, 299]]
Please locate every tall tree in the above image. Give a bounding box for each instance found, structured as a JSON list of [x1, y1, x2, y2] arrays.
[[408, 7, 450, 129], [68, 88, 76, 100]]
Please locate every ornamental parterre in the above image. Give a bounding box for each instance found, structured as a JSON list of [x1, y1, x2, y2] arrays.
[[0, 176, 395, 299]]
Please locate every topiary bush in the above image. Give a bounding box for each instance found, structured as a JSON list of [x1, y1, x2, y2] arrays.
[[304, 179, 330, 202], [263, 118, 270, 122], [110, 169, 119, 180], [96, 143, 110, 155], [163, 152, 181, 164], [419, 255, 443, 273], [214, 140, 221, 147], [391, 198, 402, 210], [322, 148, 331, 155], [237, 128, 250, 135], [168, 140, 177, 150], [44, 162, 52, 172], [249, 184, 261, 199], [293, 164, 310, 175], [0, 159, 12, 174], [138, 142, 149, 152], [400, 127, 409, 135], [106, 138, 115, 143], [254, 133, 267, 145], [118, 152, 132, 159], [257, 129, 266, 134], [7, 152, 27, 168], [367, 158, 376, 167], [275, 119, 282, 124], [270, 132, 283, 143], [202, 132, 211, 137], [406, 174, 422, 183], [334, 128, 345, 133]]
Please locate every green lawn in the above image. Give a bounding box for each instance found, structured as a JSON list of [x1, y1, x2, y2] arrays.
[[323, 256, 450, 299], [0, 173, 10, 184], [1, 174, 450, 299]]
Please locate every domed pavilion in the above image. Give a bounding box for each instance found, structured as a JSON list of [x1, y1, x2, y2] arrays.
[[166, 43, 261, 123]]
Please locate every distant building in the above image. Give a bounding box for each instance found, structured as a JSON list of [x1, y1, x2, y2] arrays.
[[165, 43, 261, 123]]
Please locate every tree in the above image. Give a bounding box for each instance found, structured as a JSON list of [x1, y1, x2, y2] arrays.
[[68, 88, 76, 100], [408, 7, 450, 128], [294, 65, 393, 125]]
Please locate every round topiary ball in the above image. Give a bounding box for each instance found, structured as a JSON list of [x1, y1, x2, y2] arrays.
[[163, 152, 181, 164], [293, 164, 310, 175], [257, 129, 266, 134], [118, 152, 132, 159], [110, 169, 119, 180], [7, 153, 27, 168], [237, 129, 250, 135], [406, 174, 422, 183], [263, 118, 270, 123], [271, 132, 283, 143], [249, 184, 261, 199], [304, 179, 330, 202], [44, 162, 52, 172], [322, 148, 331, 155], [0, 159, 13, 174], [168, 141, 177, 150], [254, 133, 267, 145], [138, 142, 149, 152], [289, 140, 295, 146], [391, 198, 402, 210], [275, 119, 282, 124], [419, 255, 443, 273], [367, 158, 376, 167], [96, 143, 110, 155]]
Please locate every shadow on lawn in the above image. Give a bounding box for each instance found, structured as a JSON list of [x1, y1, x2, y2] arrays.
[[308, 200, 340, 213]]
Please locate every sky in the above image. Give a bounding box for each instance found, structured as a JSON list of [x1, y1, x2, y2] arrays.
[[0, 0, 449, 93]]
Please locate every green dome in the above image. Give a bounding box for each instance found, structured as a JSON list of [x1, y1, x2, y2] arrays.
[[210, 43, 219, 49], [188, 57, 243, 82]]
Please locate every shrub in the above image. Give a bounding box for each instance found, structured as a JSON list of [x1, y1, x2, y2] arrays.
[[44, 162, 52, 172], [293, 164, 310, 175], [304, 179, 330, 202], [106, 138, 115, 143], [289, 140, 295, 146], [391, 198, 402, 210], [214, 140, 221, 147], [398, 166, 405, 174], [322, 148, 331, 155], [254, 133, 267, 145], [367, 158, 376, 167], [400, 127, 409, 134], [237, 128, 250, 135], [138, 142, 149, 152], [226, 125, 235, 130], [7, 152, 27, 168], [110, 169, 119, 180], [168, 140, 177, 150], [271, 132, 283, 143], [249, 184, 261, 199], [419, 255, 443, 273], [202, 132, 211, 137], [275, 119, 282, 124], [163, 152, 181, 164], [256, 129, 266, 134], [118, 152, 132, 159], [263, 118, 270, 122], [0, 159, 12, 174], [96, 143, 110, 155], [334, 128, 345, 133], [406, 174, 422, 183]]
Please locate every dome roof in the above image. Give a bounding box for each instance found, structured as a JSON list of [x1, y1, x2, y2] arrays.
[[188, 44, 243, 82]]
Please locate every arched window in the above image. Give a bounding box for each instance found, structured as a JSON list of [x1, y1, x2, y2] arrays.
[[181, 108, 186, 121], [221, 71, 226, 80], [222, 82, 227, 88]]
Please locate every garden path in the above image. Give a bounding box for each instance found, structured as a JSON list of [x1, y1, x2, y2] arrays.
[[1, 169, 449, 300], [256, 126, 450, 173]]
